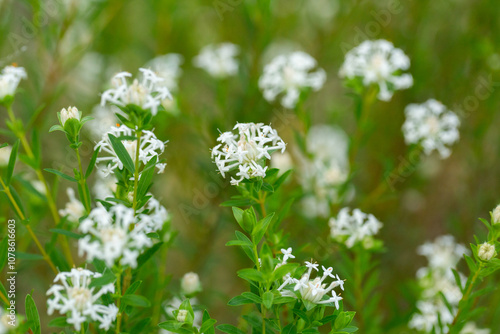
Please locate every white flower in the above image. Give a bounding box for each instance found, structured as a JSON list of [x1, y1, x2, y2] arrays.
[[408, 300, 453, 334], [417, 235, 468, 270], [46, 268, 118, 331], [181, 272, 201, 295], [281, 247, 295, 264], [95, 125, 167, 177], [339, 39, 412, 101], [78, 204, 154, 268], [136, 195, 169, 233], [176, 309, 188, 322], [259, 51, 326, 108], [0, 307, 14, 333], [402, 99, 460, 159], [0, 145, 12, 167], [161, 297, 202, 334], [460, 322, 491, 334], [60, 106, 81, 126], [492, 204, 500, 224], [101, 68, 172, 116], [59, 188, 85, 222], [93, 169, 118, 200], [211, 122, 286, 185], [87, 105, 122, 140], [145, 54, 184, 92], [329, 208, 382, 249], [271, 151, 293, 175], [0, 65, 27, 100], [193, 43, 239, 78], [478, 242, 496, 261]]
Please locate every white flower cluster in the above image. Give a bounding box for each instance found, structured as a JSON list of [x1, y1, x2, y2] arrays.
[[145, 54, 184, 92], [402, 99, 460, 159], [0, 65, 27, 101], [78, 204, 159, 268], [46, 268, 118, 331], [329, 208, 383, 249], [408, 235, 487, 334], [193, 43, 239, 78], [339, 39, 413, 101], [259, 51, 326, 109], [101, 68, 172, 116], [59, 188, 85, 223], [211, 122, 286, 185], [278, 258, 344, 308], [137, 195, 170, 233], [95, 125, 167, 177], [298, 125, 350, 218]]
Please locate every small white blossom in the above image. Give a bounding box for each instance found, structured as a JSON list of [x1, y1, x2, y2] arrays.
[[211, 122, 286, 185], [176, 309, 188, 322], [193, 43, 239, 78], [492, 204, 500, 224], [60, 106, 81, 126], [339, 39, 413, 101], [181, 272, 201, 295], [409, 300, 454, 334], [78, 204, 154, 268], [329, 208, 382, 249], [59, 188, 85, 222], [0, 146, 12, 167], [46, 268, 118, 331], [101, 68, 172, 116], [417, 235, 468, 270], [478, 242, 496, 261], [281, 247, 295, 264], [259, 51, 326, 109], [136, 195, 169, 233], [95, 125, 167, 177], [460, 322, 491, 334], [145, 54, 183, 92], [402, 99, 460, 159], [0, 65, 27, 100]]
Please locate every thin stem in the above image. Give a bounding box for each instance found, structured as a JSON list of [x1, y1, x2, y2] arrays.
[[0, 175, 58, 274], [353, 250, 365, 332], [132, 130, 143, 213], [75, 147, 91, 213], [115, 271, 122, 334], [450, 264, 484, 330]]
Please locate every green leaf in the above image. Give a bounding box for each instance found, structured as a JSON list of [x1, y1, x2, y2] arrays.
[[137, 155, 157, 199], [121, 294, 151, 307], [15, 252, 44, 260], [252, 212, 275, 244], [272, 263, 299, 282], [108, 133, 135, 173], [234, 231, 257, 264], [227, 295, 253, 306], [237, 268, 265, 283], [273, 169, 292, 190], [48, 124, 64, 133], [134, 242, 163, 272], [48, 317, 69, 327], [125, 280, 142, 295], [241, 292, 262, 304], [44, 168, 77, 182], [89, 269, 116, 288], [282, 323, 297, 334], [32, 129, 41, 168], [225, 239, 253, 247], [242, 207, 257, 234], [85, 146, 100, 178], [0, 238, 8, 271], [262, 291, 274, 309], [25, 294, 41, 334], [131, 317, 151, 333], [6, 140, 19, 185], [217, 324, 246, 334], [49, 228, 83, 240], [201, 310, 216, 334], [221, 198, 253, 207], [464, 254, 477, 273], [261, 182, 274, 193]]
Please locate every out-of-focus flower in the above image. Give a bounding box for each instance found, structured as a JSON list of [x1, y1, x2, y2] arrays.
[[211, 122, 286, 185], [409, 300, 454, 334], [181, 272, 202, 295], [329, 208, 383, 249], [193, 43, 239, 79], [87, 105, 121, 140], [93, 169, 117, 200], [0, 145, 12, 167], [492, 204, 500, 224], [145, 54, 184, 92], [0, 65, 27, 103], [417, 235, 468, 270], [478, 242, 496, 261], [59, 188, 85, 223], [339, 39, 412, 101], [271, 151, 293, 175], [402, 99, 460, 159], [259, 51, 326, 109], [78, 204, 154, 268], [137, 195, 169, 233], [95, 125, 167, 177], [101, 69, 172, 116], [460, 322, 491, 334], [46, 268, 117, 331]]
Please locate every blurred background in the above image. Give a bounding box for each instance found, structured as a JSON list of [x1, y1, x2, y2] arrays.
[[1, 0, 500, 332]]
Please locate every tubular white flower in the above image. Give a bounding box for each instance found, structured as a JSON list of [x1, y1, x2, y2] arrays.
[[402, 99, 460, 159], [211, 122, 286, 185], [259, 51, 326, 109], [329, 208, 382, 249], [193, 43, 239, 78], [101, 68, 172, 116], [95, 125, 167, 177], [78, 204, 155, 268], [0, 65, 27, 100], [339, 39, 412, 101], [46, 268, 118, 331], [59, 188, 85, 223], [60, 106, 81, 126]]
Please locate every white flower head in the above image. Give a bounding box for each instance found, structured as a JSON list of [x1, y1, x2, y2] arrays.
[[408, 300, 454, 334], [0, 145, 12, 167], [211, 122, 286, 185], [193, 43, 239, 78], [95, 125, 167, 177], [259, 51, 326, 109], [145, 54, 184, 92], [491, 204, 500, 224], [101, 68, 172, 116], [402, 99, 460, 159], [339, 39, 413, 101], [46, 268, 118, 331], [59, 188, 85, 223], [478, 242, 496, 261], [60, 106, 81, 126], [0, 65, 27, 101], [417, 235, 469, 270], [181, 272, 202, 295], [329, 208, 382, 249], [136, 195, 169, 234], [78, 204, 155, 268]]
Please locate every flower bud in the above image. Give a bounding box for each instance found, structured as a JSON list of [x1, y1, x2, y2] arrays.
[[0, 146, 12, 167], [176, 309, 188, 322], [492, 204, 500, 225], [478, 243, 496, 261], [181, 272, 201, 295], [60, 106, 81, 126]]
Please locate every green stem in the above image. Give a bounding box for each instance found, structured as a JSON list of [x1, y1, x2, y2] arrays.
[[132, 130, 143, 212], [115, 271, 122, 334], [353, 250, 365, 332], [75, 147, 91, 213]]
